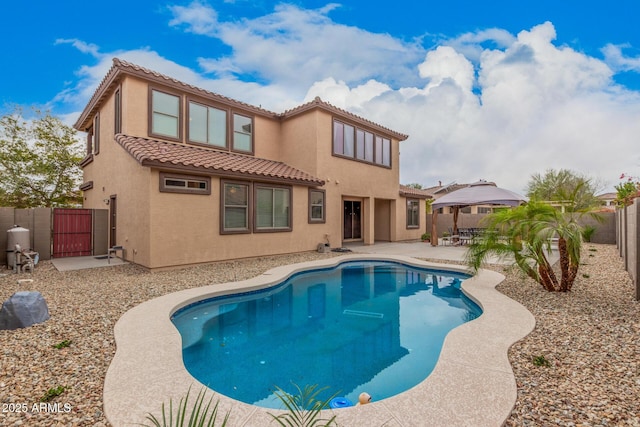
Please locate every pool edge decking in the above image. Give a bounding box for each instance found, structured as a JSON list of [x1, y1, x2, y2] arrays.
[[103, 254, 535, 427]]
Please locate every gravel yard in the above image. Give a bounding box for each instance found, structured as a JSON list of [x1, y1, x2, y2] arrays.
[[0, 243, 639, 426]]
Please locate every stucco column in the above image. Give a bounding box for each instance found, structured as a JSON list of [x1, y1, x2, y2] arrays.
[[363, 197, 375, 245]]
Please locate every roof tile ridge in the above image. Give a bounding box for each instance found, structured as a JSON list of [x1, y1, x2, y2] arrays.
[[280, 96, 408, 141], [114, 59, 278, 116], [115, 133, 295, 167]]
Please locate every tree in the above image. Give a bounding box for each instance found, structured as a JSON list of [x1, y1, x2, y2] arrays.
[[615, 174, 640, 207], [526, 168, 601, 211], [466, 201, 585, 292], [0, 108, 83, 208], [404, 183, 423, 189]]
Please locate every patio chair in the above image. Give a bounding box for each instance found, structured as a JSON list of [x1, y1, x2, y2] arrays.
[[446, 227, 460, 245], [458, 228, 472, 245]]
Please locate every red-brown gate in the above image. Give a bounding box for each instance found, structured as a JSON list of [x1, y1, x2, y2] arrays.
[[52, 208, 93, 257]]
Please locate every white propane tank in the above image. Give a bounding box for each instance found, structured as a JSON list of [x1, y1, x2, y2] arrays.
[[6, 225, 30, 269]]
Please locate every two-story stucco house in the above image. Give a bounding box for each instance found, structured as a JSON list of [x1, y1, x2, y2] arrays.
[[74, 58, 428, 269]]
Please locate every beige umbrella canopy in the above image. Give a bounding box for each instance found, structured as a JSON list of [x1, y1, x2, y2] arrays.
[[430, 180, 527, 246]]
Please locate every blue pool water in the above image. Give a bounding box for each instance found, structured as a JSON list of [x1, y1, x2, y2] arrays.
[[171, 260, 482, 409]]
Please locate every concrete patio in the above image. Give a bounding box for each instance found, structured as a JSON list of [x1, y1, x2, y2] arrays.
[[345, 240, 560, 265]]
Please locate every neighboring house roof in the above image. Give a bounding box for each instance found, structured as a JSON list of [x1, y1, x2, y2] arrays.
[[422, 182, 468, 197], [597, 192, 617, 200], [75, 58, 408, 141], [399, 185, 433, 199], [115, 134, 325, 186]]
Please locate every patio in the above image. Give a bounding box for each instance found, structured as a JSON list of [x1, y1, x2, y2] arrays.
[[345, 240, 560, 265]]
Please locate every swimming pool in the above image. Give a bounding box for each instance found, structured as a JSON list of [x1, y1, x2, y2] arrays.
[[171, 260, 482, 408]]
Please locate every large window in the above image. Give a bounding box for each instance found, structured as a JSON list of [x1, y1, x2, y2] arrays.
[[309, 189, 325, 223], [233, 113, 253, 152], [255, 185, 291, 231], [222, 182, 250, 233], [333, 120, 391, 167], [151, 89, 181, 139], [188, 101, 227, 147], [407, 199, 420, 229], [221, 181, 294, 233]]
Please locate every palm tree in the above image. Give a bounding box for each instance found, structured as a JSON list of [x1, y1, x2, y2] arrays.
[[466, 201, 584, 292]]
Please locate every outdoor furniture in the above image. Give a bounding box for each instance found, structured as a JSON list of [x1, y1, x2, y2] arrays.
[[446, 227, 460, 245], [108, 246, 124, 264], [458, 228, 473, 245]]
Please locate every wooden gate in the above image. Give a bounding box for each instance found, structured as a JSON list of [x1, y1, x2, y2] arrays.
[[52, 208, 93, 257]]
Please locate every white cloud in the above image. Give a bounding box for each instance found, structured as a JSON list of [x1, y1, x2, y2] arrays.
[[168, 1, 219, 35], [173, 2, 424, 93], [602, 43, 640, 72], [56, 6, 640, 194], [55, 38, 101, 57]]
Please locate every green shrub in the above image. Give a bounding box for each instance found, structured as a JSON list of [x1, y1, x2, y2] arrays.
[[41, 386, 66, 402], [269, 384, 339, 427], [581, 225, 596, 242], [532, 355, 551, 367], [53, 339, 72, 349], [142, 386, 229, 427]]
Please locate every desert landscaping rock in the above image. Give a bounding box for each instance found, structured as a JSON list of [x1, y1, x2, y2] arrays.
[[0, 291, 50, 330], [0, 244, 639, 426]]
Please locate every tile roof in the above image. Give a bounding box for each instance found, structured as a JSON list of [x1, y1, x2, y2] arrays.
[[399, 185, 433, 199], [75, 58, 279, 130], [114, 134, 325, 186], [75, 58, 409, 142], [281, 97, 409, 141]]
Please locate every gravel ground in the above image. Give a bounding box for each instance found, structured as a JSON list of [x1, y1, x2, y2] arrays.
[[496, 243, 640, 427], [0, 244, 638, 426]]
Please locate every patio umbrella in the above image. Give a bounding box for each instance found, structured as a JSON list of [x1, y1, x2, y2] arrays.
[[430, 180, 527, 246]]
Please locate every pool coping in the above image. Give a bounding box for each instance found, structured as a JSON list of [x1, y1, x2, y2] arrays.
[[104, 254, 535, 427]]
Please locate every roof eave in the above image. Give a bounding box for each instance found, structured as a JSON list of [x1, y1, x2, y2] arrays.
[[139, 160, 325, 187]]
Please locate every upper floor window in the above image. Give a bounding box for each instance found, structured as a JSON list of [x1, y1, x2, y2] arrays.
[[374, 136, 391, 167], [356, 129, 374, 162], [188, 101, 227, 148], [333, 120, 391, 168], [151, 89, 181, 139], [93, 114, 100, 155], [114, 88, 122, 134], [233, 113, 253, 152]]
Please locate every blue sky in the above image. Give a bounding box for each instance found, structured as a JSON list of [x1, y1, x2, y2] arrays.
[[2, 1, 640, 193]]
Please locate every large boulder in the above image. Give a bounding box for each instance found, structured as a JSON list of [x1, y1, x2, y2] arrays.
[[0, 291, 50, 330]]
